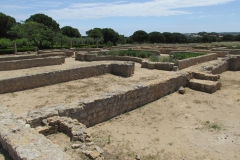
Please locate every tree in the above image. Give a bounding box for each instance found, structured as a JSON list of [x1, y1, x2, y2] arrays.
[[9, 21, 53, 48], [149, 32, 165, 43], [131, 30, 149, 43], [234, 34, 240, 41], [101, 28, 119, 46], [25, 14, 61, 48], [0, 12, 16, 38], [61, 26, 81, 38], [26, 13, 60, 31], [172, 33, 187, 43], [162, 32, 173, 43], [86, 28, 103, 48], [222, 34, 235, 41]]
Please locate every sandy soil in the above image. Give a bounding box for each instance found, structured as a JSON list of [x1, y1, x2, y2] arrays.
[[88, 71, 240, 160]]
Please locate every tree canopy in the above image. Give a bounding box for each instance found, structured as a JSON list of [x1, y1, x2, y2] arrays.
[[86, 28, 103, 48], [86, 28, 103, 39], [61, 26, 81, 38], [101, 28, 119, 46], [26, 13, 60, 31], [0, 12, 16, 38], [10, 21, 54, 48], [149, 32, 165, 43], [131, 30, 149, 43]]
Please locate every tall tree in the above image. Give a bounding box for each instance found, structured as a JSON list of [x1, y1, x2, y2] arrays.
[[9, 21, 53, 48], [61, 26, 81, 38], [149, 32, 166, 43], [222, 34, 235, 41], [26, 13, 60, 48], [101, 28, 119, 46], [0, 12, 16, 38], [26, 13, 60, 31], [162, 32, 173, 43], [86, 28, 103, 48], [172, 33, 187, 43], [131, 30, 149, 43]]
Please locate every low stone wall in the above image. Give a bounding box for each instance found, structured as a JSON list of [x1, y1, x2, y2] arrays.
[[211, 48, 240, 55], [26, 74, 187, 128], [0, 53, 66, 62], [76, 53, 175, 71], [0, 56, 65, 71], [72, 48, 102, 52], [141, 61, 175, 71], [188, 71, 220, 81], [37, 50, 74, 57], [200, 55, 240, 74], [177, 53, 218, 70], [75, 53, 143, 63], [188, 79, 221, 93], [0, 106, 72, 160], [229, 55, 240, 71], [0, 62, 134, 94]]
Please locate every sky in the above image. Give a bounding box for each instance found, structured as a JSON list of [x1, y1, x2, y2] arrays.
[[0, 0, 239, 36]]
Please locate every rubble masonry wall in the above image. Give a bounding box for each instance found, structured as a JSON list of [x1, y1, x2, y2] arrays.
[[0, 56, 65, 71]]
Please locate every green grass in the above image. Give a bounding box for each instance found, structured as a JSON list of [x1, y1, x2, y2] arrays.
[[226, 45, 240, 49], [149, 55, 176, 62], [99, 49, 153, 58], [204, 121, 222, 131], [172, 52, 205, 60]]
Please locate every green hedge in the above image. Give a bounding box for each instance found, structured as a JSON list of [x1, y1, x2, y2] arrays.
[[0, 48, 35, 55], [172, 52, 205, 60], [99, 50, 153, 58]]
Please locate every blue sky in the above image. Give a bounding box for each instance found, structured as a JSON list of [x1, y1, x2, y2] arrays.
[[0, 0, 239, 36]]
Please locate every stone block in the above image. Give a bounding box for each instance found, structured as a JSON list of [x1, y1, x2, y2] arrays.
[[147, 62, 155, 69], [188, 79, 221, 93]]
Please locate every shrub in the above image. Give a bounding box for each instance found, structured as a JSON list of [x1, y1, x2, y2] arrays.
[[0, 38, 12, 49], [0, 47, 35, 55], [172, 52, 205, 60], [98, 50, 153, 58]]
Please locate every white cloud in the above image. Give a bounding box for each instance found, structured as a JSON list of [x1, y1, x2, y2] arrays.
[[45, 0, 234, 20]]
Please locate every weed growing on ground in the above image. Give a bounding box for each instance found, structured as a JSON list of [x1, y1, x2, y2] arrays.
[[204, 121, 222, 131]]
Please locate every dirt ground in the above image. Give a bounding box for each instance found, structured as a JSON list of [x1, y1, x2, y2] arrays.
[[88, 71, 240, 160]]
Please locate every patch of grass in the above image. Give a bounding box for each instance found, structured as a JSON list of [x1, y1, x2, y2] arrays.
[[98, 49, 153, 58], [172, 52, 205, 60], [237, 98, 240, 102], [204, 121, 222, 131], [193, 99, 202, 104], [168, 142, 174, 146], [149, 55, 176, 62]]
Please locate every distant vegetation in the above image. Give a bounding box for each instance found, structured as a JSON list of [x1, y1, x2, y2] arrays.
[[0, 12, 240, 55], [149, 52, 205, 62], [99, 49, 152, 58], [172, 52, 205, 60]]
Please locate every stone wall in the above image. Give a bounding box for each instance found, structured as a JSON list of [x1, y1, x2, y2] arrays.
[[141, 61, 175, 71], [26, 74, 187, 128], [0, 62, 134, 94], [72, 48, 102, 52], [0, 106, 72, 160], [229, 55, 240, 71], [0, 53, 66, 62], [76, 53, 175, 71], [211, 48, 240, 55], [177, 53, 218, 70], [0, 56, 65, 71], [200, 55, 240, 74], [75, 53, 143, 63]]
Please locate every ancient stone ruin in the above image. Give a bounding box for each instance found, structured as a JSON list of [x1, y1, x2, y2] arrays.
[[0, 47, 239, 160]]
